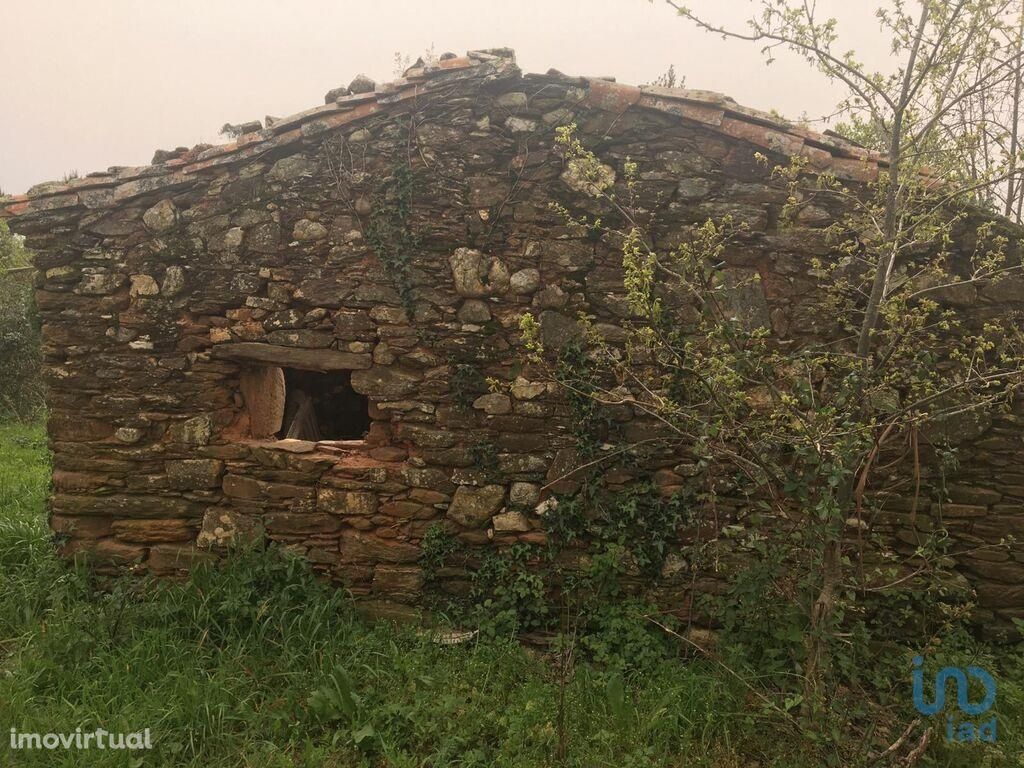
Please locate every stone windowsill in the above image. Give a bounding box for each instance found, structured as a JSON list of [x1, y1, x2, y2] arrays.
[[247, 437, 368, 455]]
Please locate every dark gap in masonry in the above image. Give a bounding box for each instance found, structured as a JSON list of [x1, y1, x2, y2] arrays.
[[278, 368, 369, 441]]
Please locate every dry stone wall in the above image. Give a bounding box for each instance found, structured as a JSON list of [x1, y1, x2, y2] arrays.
[[3, 49, 1022, 627]]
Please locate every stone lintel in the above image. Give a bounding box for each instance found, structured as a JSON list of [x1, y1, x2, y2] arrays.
[[212, 342, 372, 372]]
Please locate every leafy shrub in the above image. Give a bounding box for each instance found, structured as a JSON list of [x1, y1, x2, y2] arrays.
[[0, 221, 42, 418], [576, 598, 677, 677], [470, 543, 552, 637]]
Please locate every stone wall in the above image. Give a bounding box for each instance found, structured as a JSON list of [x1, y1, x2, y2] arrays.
[[3, 49, 1022, 626]]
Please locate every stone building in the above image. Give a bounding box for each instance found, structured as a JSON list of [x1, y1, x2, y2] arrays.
[[2, 48, 1021, 626]]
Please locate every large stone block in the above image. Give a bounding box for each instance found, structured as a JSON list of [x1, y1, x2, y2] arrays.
[[240, 366, 285, 438], [509, 482, 541, 508], [51, 515, 113, 539], [167, 415, 213, 446], [492, 510, 531, 532], [268, 155, 318, 183], [81, 538, 146, 567], [223, 474, 264, 500], [142, 199, 178, 232], [197, 508, 265, 549], [317, 488, 378, 515], [265, 512, 342, 536], [50, 415, 114, 442], [112, 518, 197, 543], [350, 366, 421, 398], [447, 485, 505, 528], [473, 393, 512, 415], [510, 268, 541, 294], [372, 564, 424, 596], [52, 493, 202, 520], [166, 459, 224, 490], [448, 248, 510, 297], [546, 448, 586, 495], [214, 343, 372, 371], [52, 470, 112, 492], [539, 310, 579, 350], [340, 532, 420, 563]]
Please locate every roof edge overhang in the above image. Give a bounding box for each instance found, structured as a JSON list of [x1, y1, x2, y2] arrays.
[[0, 47, 920, 225]]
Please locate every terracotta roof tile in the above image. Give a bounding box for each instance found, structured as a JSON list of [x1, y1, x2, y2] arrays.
[[438, 56, 473, 70], [828, 157, 880, 183], [796, 143, 835, 171], [637, 94, 725, 127], [718, 117, 805, 156], [1, 48, 905, 222], [270, 102, 344, 134], [583, 80, 642, 112]]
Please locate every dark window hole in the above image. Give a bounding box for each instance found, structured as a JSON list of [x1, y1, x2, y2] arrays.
[[278, 369, 369, 441]]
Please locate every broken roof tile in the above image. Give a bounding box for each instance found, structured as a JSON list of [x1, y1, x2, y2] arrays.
[[718, 117, 805, 156], [637, 94, 724, 127], [583, 79, 641, 112]]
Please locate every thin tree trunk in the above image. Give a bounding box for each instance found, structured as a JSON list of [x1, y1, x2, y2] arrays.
[[806, 2, 932, 713], [1007, 3, 1024, 221], [803, 534, 841, 708], [856, 7, 930, 360]]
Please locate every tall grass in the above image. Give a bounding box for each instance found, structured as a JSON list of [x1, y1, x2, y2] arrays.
[[0, 222, 43, 419], [0, 420, 1020, 767], [0, 421, 771, 767]]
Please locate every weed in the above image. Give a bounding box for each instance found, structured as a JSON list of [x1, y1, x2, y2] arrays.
[[0, 421, 1019, 767]]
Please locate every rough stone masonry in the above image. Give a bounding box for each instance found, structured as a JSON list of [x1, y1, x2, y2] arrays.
[[2, 48, 1022, 628]]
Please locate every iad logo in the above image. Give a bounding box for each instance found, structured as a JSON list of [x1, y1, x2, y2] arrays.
[[912, 656, 997, 742]]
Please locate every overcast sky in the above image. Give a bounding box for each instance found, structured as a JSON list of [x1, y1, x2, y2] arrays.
[[0, 1, 891, 195]]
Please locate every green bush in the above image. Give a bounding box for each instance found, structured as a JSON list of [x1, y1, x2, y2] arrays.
[[0, 221, 42, 418]]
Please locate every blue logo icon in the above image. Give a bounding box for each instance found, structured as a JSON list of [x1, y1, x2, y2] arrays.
[[912, 656, 997, 742]]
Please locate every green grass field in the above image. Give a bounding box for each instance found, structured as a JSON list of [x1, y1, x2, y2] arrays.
[[0, 419, 1020, 767]]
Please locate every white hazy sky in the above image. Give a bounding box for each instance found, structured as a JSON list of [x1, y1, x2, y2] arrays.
[[0, 1, 893, 194]]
